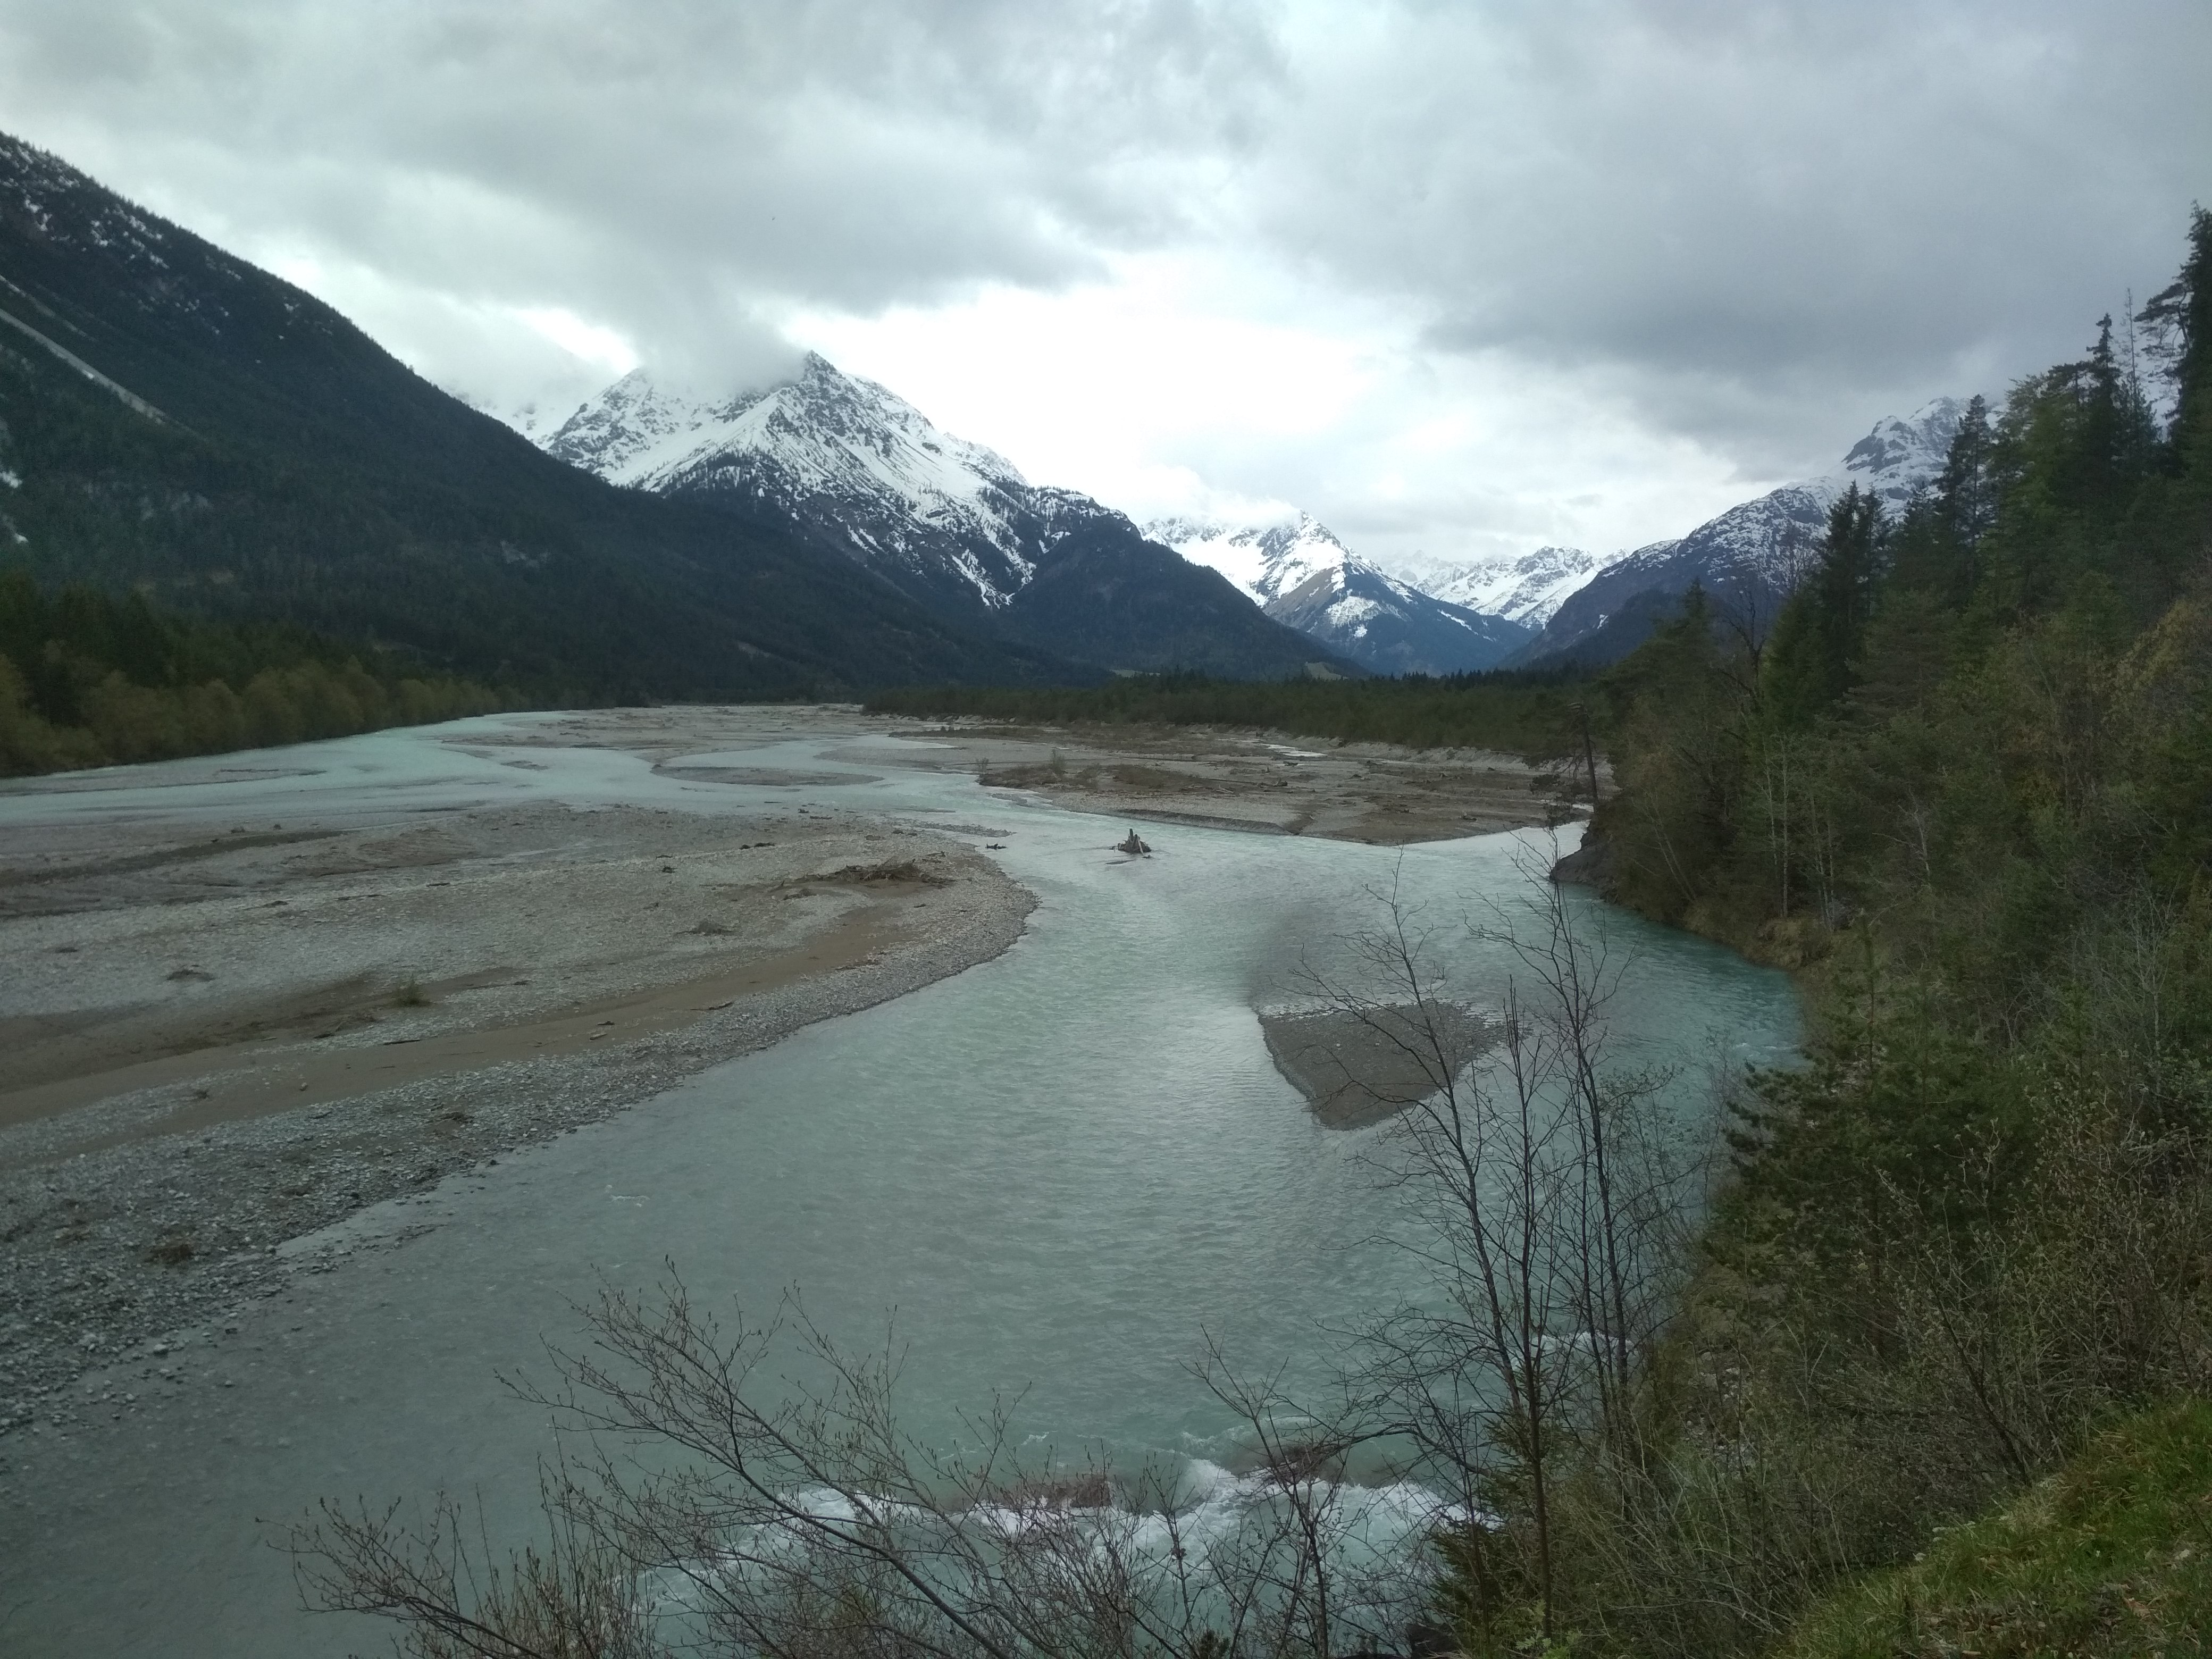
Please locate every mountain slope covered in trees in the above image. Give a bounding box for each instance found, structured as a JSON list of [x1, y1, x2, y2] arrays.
[[1506, 208, 2212, 1657], [0, 133, 1077, 700]]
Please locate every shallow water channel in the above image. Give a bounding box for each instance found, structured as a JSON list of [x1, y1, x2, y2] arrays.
[[1, 713, 1800, 1655]]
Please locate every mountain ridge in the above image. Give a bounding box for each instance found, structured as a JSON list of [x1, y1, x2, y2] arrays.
[[1146, 513, 1531, 675], [1406, 544, 1613, 629], [539, 359, 1354, 680], [0, 130, 1078, 697], [1512, 399, 1966, 667]]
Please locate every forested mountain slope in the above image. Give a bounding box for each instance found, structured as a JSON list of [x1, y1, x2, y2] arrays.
[[0, 133, 1073, 698]]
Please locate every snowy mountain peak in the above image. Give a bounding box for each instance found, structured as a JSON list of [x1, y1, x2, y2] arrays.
[[1405, 545, 1611, 629], [541, 353, 1045, 607], [1838, 397, 1963, 505], [1143, 511, 1361, 608], [1145, 511, 1530, 675], [548, 353, 1025, 499]]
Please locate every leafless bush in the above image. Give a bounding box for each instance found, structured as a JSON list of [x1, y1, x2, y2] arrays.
[[290, 1278, 1429, 1659], [1292, 849, 1692, 1646]]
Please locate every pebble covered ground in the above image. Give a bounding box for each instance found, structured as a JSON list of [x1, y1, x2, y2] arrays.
[[0, 843, 1032, 1447]]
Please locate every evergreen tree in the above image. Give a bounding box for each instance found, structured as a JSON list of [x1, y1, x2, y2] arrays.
[[2161, 205, 2212, 458], [1764, 483, 1884, 726], [1937, 392, 1997, 548]]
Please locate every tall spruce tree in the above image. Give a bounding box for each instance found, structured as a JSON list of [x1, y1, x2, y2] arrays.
[[2165, 205, 2212, 461], [1889, 398, 1995, 609], [1763, 482, 1884, 726]]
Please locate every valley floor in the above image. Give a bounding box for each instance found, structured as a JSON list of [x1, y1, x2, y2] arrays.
[[878, 711, 1587, 842], [0, 708, 1036, 1429], [0, 703, 1571, 1446]]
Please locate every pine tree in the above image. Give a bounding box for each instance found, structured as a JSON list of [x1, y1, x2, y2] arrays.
[[1938, 393, 1997, 547]]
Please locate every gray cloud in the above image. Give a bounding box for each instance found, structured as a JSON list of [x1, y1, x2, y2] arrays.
[[1, 0, 2204, 484], [1241, 1, 2211, 470]]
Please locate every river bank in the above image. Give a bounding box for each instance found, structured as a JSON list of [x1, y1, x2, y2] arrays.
[[0, 714, 1043, 1432], [0, 701, 1602, 1447]]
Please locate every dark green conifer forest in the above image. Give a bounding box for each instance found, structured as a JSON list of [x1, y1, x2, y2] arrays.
[[0, 569, 516, 773], [1491, 206, 2212, 1657]]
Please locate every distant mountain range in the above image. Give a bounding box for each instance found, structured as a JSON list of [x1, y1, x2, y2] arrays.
[[1145, 514, 1532, 676], [1147, 403, 1968, 677], [3, 125, 1974, 699], [1409, 546, 1612, 629], [535, 359, 1351, 680], [526, 351, 1968, 683], [1509, 401, 1965, 667]]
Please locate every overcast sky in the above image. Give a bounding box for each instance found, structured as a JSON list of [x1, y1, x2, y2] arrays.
[[3, 1, 2206, 570]]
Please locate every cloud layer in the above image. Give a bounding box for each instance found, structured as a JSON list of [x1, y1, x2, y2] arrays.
[[3, 0, 2205, 564]]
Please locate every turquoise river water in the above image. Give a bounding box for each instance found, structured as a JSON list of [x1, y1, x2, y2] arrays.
[[0, 713, 1800, 1655]]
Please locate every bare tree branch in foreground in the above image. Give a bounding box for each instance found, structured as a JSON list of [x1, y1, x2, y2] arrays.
[[288, 1277, 1431, 1659]]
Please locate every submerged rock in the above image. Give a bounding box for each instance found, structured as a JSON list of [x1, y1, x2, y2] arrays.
[[1549, 830, 1611, 888], [1259, 1001, 1495, 1129]]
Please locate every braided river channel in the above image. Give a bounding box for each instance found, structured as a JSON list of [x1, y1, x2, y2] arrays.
[[1, 713, 1800, 1655]]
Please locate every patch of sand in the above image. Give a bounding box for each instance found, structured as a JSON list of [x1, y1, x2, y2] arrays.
[[1, 801, 971, 1152], [869, 716, 1594, 843]]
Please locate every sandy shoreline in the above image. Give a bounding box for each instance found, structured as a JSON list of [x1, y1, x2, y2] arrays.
[[0, 701, 1574, 1438]]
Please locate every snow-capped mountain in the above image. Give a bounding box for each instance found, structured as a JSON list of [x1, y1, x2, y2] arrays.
[[533, 355, 1350, 679], [1515, 399, 1965, 667], [543, 355, 1050, 614], [1146, 514, 1530, 676], [1406, 546, 1611, 629], [1149, 514, 1349, 607]]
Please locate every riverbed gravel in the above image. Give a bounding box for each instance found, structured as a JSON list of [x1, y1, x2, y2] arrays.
[[0, 852, 1032, 1443]]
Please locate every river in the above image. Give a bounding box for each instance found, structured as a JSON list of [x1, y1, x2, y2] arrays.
[[0, 711, 1799, 1655]]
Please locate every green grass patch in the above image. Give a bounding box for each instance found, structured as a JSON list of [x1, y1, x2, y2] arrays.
[[1781, 1399, 2212, 1658]]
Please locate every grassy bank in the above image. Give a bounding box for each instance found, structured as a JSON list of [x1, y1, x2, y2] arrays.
[[1781, 1399, 2212, 1658]]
